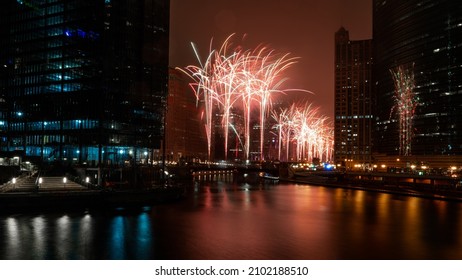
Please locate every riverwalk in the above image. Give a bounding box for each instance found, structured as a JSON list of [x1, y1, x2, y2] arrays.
[[1, 175, 87, 193], [2, 168, 462, 205]]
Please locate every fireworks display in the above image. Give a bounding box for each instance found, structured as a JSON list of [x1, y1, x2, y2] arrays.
[[271, 102, 333, 162], [179, 34, 333, 162], [390, 64, 418, 156]]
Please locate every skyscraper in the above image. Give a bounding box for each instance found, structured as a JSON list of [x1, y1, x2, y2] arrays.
[[373, 0, 462, 157], [334, 27, 373, 166], [165, 68, 208, 162], [0, 0, 169, 165]]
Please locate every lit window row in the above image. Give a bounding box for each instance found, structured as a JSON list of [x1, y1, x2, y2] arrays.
[[335, 115, 373, 119]]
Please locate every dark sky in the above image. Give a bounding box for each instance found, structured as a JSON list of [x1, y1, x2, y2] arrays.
[[169, 0, 372, 119]]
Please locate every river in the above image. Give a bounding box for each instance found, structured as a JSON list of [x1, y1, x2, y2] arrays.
[[1, 176, 462, 259]]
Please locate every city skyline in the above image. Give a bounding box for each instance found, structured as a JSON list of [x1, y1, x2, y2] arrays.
[[2, 0, 460, 164], [1, 0, 462, 266], [169, 0, 372, 119]]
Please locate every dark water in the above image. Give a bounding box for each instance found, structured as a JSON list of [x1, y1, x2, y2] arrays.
[[1, 179, 462, 260]]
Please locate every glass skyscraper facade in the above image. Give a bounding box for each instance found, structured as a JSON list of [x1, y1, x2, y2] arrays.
[[373, 0, 462, 156], [0, 0, 169, 165]]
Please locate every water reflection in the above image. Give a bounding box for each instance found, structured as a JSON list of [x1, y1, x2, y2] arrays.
[[1, 180, 462, 259], [135, 211, 152, 259], [108, 215, 126, 259], [78, 214, 92, 258], [56, 215, 70, 259], [5, 217, 20, 259], [32, 216, 46, 259], [104, 207, 154, 259]]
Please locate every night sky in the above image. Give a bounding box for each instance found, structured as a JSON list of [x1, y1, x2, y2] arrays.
[[169, 0, 372, 119]]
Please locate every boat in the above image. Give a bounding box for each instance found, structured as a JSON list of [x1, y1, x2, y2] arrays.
[[258, 172, 279, 180]]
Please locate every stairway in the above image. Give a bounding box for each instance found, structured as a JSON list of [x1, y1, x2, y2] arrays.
[[36, 176, 87, 191], [11, 176, 37, 192], [2, 175, 88, 193]]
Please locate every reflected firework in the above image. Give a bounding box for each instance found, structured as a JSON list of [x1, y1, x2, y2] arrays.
[[390, 64, 418, 156]]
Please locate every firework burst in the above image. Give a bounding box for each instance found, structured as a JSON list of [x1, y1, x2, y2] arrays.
[[390, 64, 418, 156], [179, 34, 305, 160], [271, 102, 333, 162]]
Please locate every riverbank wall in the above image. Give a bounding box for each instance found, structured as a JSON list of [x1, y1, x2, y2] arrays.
[[281, 175, 462, 203]]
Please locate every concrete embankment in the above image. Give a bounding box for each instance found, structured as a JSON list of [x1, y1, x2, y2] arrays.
[[0, 187, 185, 211], [280, 176, 462, 203]]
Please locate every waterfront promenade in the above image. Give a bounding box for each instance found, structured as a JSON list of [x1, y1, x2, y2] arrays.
[[2, 164, 462, 205], [1, 174, 87, 193]]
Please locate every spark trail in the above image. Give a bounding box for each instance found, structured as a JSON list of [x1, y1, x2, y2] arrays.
[[179, 34, 303, 160], [390, 64, 417, 156], [271, 102, 333, 162]]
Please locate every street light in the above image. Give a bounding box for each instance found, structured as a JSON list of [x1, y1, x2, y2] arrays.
[[63, 177, 67, 187], [12, 177, 16, 188]]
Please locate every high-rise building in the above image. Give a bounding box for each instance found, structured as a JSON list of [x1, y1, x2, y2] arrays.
[[165, 68, 208, 163], [0, 0, 169, 165], [373, 0, 462, 157], [334, 27, 373, 166]]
